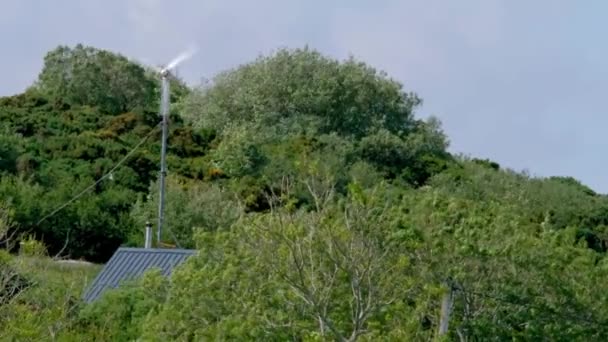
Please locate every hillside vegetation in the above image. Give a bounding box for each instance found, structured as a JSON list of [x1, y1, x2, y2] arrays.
[[0, 44, 607, 340]]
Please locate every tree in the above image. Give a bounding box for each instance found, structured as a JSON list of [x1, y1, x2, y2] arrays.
[[396, 162, 608, 340], [36, 44, 157, 114], [139, 180, 421, 341], [182, 47, 422, 139], [129, 175, 242, 248], [180, 47, 450, 215], [250, 181, 417, 341]]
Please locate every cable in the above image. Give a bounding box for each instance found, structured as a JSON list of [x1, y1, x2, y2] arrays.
[[36, 126, 159, 226], [36, 124, 184, 249]]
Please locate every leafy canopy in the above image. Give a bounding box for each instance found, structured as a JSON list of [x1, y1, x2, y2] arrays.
[[183, 47, 423, 139], [1, 43, 608, 340]]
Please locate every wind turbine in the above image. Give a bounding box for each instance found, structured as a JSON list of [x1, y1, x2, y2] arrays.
[[148, 45, 198, 247]]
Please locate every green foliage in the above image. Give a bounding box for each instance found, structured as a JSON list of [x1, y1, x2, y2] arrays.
[[397, 161, 608, 340], [183, 47, 421, 139], [0, 45, 454, 260], [358, 117, 450, 183], [19, 236, 47, 257], [129, 175, 242, 247], [1, 159, 608, 340], [0, 251, 29, 307], [36, 44, 157, 114], [78, 269, 168, 341], [210, 123, 267, 178], [140, 183, 421, 341], [0, 45, 206, 261], [471, 157, 501, 170], [0, 256, 100, 341], [181, 47, 451, 214], [1, 43, 608, 340]]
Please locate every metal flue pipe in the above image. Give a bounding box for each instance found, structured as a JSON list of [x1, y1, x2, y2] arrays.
[[145, 221, 153, 248]]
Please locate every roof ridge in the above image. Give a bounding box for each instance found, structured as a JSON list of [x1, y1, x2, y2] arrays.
[[115, 247, 196, 254]]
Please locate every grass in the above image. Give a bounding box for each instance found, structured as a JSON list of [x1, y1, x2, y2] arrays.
[[12, 256, 102, 297], [0, 254, 103, 341]]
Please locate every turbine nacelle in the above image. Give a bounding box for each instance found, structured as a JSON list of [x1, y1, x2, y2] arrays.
[[160, 68, 171, 78]]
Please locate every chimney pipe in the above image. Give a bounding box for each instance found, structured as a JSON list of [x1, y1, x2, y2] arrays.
[[145, 221, 153, 249]]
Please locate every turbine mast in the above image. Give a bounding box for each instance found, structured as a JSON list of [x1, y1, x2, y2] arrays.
[[145, 44, 196, 247], [157, 74, 170, 245]]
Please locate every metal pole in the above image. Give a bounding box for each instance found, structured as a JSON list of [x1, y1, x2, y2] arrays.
[[144, 221, 152, 248], [158, 75, 170, 245]]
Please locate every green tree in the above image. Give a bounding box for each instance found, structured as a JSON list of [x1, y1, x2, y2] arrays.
[[78, 269, 168, 341], [397, 162, 608, 340], [36, 44, 157, 114], [140, 180, 421, 341], [181, 47, 451, 215], [182, 47, 422, 139], [129, 175, 242, 248]]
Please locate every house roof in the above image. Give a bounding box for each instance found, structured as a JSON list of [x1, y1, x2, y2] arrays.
[[82, 247, 196, 303]]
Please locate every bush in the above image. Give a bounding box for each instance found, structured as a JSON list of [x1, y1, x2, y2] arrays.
[[19, 235, 47, 257]]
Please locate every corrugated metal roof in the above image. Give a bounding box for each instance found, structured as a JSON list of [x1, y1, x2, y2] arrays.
[[82, 247, 196, 303]]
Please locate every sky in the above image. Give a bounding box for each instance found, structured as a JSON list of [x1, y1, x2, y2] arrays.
[[1, 0, 608, 192]]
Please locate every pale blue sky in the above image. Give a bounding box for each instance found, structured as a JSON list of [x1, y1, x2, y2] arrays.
[[2, 1, 608, 192]]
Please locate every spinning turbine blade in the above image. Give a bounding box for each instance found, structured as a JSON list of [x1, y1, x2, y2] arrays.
[[165, 45, 198, 71], [130, 56, 163, 73]]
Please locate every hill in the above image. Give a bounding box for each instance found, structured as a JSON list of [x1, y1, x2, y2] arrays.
[[0, 44, 607, 340], [0, 44, 205, 261]]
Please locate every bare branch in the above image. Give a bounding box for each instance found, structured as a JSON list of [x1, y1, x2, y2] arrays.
[[52, 229, 70, 260]]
